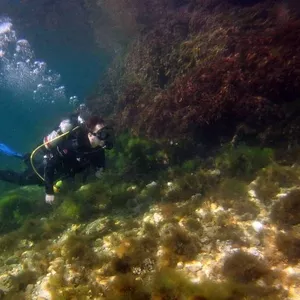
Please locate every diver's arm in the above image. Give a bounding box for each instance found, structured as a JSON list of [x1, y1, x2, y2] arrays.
[[88, 149, 106, 179]]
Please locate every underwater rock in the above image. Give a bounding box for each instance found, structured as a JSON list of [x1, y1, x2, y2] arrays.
[[21, 250, 47, 274], [160, 222, 202, 262], [34, 275, 52, 300], [184, 261, 203, 274], [248, 188, 257, 198], [47, 257, 65, 275], [153, 212, 164, 224], [5, 256, 19, 265], [252, 220, 264, 233], [0, 273, 14, 293], [284, 266, 300, 282], [84, 217, 110, 236], [253, 164, 300, 204], [146, 181, 158, 189]]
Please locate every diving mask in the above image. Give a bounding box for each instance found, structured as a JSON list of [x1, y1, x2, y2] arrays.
[[92, 126, 113, 141]]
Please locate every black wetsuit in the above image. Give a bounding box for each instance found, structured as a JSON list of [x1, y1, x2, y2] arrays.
[[0, 126, 106, 195]]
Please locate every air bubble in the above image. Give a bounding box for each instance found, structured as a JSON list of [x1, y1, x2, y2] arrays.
[[0, 17, 75, 105]]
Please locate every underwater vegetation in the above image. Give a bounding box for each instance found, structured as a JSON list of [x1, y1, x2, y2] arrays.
[[87, 0, 300, 151], [253, 163, 300, 204], [0, 186, 49, 234], [215, 144, 273, 179], [0, 129, 299, 285], [0, 139, 297, 299]]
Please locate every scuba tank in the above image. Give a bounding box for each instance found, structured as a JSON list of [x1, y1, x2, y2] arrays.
[[43, 104, 91, 150], [43, 119, 73, 150]]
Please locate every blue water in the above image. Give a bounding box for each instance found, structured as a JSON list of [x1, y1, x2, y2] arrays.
[[0, 1, 110, 170]]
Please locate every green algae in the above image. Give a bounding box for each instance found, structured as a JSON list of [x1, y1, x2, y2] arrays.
[[0, 187, 46, 234], [218, 178, 248, 201], [55, 199, 82, 221], [107, 133, 166, 179], [215, 144, 274, 180]]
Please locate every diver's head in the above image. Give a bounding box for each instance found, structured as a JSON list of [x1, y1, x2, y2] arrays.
[[86, 115, 107, 148]]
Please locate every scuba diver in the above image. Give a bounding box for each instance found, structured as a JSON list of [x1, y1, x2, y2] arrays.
[[0, 104, 114, 204]]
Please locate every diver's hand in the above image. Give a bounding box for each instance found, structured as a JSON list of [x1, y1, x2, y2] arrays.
[[95, 168, 104, 179], [45, 194, 55, 204]]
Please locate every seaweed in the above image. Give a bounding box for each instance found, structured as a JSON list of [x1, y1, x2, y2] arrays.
[[160, 223, 202, 265], [222, 251, 270, 283], [271, 188, 300, 227], [255, 164, 300, 204], [60, 233, 99, 267], [215, 145, 273, 180]]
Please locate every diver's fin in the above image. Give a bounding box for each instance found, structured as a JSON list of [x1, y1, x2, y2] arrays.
[[0, 142, 24, 158]]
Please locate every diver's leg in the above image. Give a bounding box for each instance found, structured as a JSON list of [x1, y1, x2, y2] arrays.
[[0, 170, 22, 185], [0, 168, 42, 187], [22, 167, 44, 186]]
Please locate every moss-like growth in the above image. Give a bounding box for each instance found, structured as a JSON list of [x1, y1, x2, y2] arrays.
[[109, 235, 158, 275], [216, 178, 259, 217], [271, 188, 300, 227], [0, 187, 47, 234], [276, 230, 300, 263], [150, 268, 263, 300], [215, 215, 248, 246], [107, 133, 167, 180], [0, 231, 20, 252], [218, 178, 248, 201], [255, 164, 300, 204], [0, 270, 37, 298], [108, 182, 140, 208], [106, 274, 151, 300], [215, 144, 273, 180], [60, 233, 99, 267], [163, 167, 220, 203], [222, 251, 270, 283], [160, 223, 202, 265], [55, 199, 82, 221]]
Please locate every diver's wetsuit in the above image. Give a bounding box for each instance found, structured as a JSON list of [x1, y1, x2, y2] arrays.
[[0, 126, 106, 195]]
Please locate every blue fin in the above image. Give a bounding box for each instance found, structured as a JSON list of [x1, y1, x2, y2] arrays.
[[0, 143, 23, 158]]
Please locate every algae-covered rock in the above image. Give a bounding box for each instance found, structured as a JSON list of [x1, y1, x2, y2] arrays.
[[222, 250, 270, 283], [271, 188, 300, 227], [0, 268, 37, 296], [160, 223, 202, 264], [0, 273, 14, 294], [254, 164, 300, 204], [276, 230, 300, 263]]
